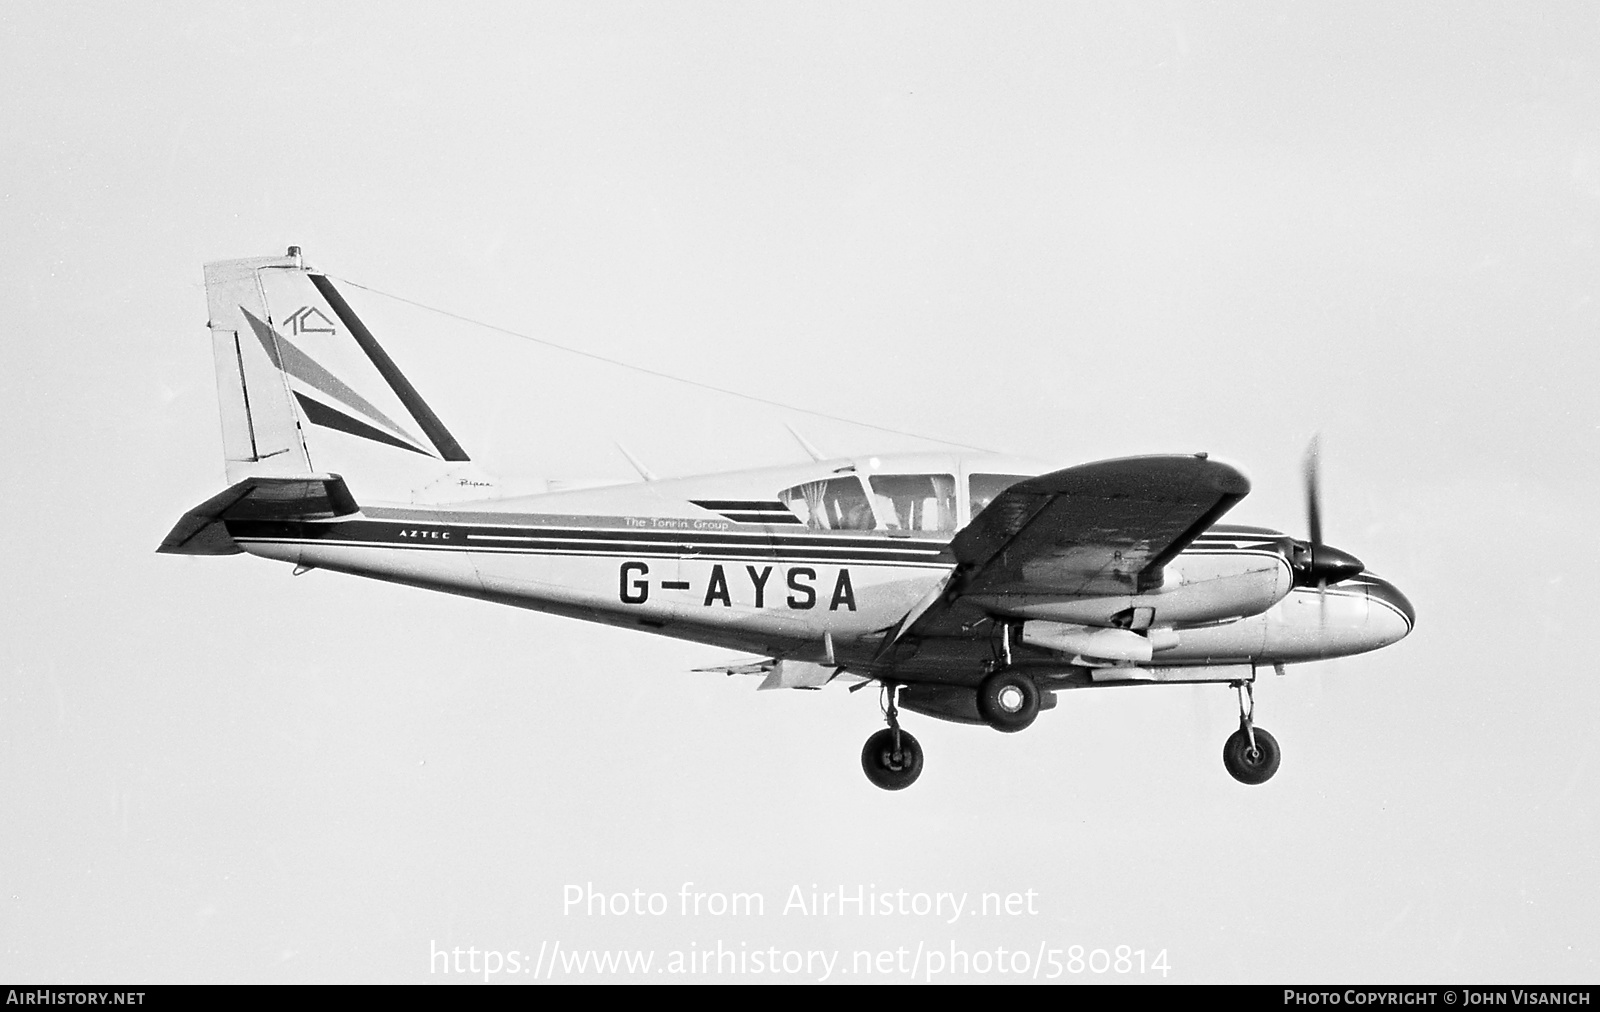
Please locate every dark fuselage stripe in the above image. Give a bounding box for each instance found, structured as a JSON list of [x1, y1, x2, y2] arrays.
[[717, 513, 805, 524], [462, 533, 940, 555], [1289, 585, 1410, 631], [227, 519, 1293, 563], [227, 519, 1296, 574], [690, 500, 791, 510], [229, 519, 950, 553], [232, 533, 1285, 571], [233, 537, 956, 566]]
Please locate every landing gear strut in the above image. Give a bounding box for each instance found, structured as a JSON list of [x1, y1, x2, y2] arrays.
[[861, 684, 923, 791], [1222, 679, 1281, 785]]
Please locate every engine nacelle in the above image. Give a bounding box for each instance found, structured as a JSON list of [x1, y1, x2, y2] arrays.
[[967, 548, 1293, 628]]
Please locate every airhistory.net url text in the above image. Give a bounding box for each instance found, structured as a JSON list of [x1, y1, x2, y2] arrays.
[[430, 939, 1170, 982]]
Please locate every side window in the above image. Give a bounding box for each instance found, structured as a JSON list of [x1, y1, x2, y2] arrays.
[[778, 476, 878, 531], [868, 474, 956, 532], [969, 473, 1031, 517]]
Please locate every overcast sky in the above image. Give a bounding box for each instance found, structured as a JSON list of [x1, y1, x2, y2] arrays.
[[2, 2, 1596, 983]]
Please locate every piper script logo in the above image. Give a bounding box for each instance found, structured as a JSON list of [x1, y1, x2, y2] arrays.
[[285, 306, 335, 336]]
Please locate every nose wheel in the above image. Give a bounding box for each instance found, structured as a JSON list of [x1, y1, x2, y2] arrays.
[[861, 684, 923, 790], [1222, 680, 1281, 785]]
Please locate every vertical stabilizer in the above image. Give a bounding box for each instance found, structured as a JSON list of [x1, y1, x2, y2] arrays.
[[202, 249, 487, 499], [205, 253, 315, 481]]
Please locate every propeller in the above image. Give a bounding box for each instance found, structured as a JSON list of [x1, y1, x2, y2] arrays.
[[1304, 433, 1323, 549], [1292, 435, 1364, 623]]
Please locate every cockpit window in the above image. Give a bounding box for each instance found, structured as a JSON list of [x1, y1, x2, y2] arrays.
[[868, 473, 956, 532], [969, 473, 1031, 516], [778, 476, 878, 531]]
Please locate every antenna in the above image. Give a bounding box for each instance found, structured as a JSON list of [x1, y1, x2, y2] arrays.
[[615, 443, 659, 482], [785, 423, 826, 462]]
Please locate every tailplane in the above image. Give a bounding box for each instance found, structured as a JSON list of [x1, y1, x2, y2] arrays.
[[157, 475, 358, 556], [203, 248, 491, 500]]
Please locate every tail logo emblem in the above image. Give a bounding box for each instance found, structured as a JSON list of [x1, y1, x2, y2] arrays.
[[285, 306, 336, 336]]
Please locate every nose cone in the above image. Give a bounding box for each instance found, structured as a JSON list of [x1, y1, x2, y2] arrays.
[[1258, 570, 1413, 662], [1361, 575, 1415, 644]]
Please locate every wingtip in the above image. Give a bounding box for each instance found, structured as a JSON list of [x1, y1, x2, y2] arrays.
[[1206, 458, 1252, 496]]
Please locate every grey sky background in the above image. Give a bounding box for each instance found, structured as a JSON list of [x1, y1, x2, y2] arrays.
[[2, 3, 1596, 983]]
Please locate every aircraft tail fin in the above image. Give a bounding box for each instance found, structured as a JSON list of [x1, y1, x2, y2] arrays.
[[202, 248, 485, 498]]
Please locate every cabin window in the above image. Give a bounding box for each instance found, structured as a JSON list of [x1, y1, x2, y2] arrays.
[[868, 474, 956, 532], [969, 473, 1031, 516], [777, 476, 878, 531]]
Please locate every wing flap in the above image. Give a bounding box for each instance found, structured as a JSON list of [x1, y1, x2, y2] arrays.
[[691, 657, 841, 690]]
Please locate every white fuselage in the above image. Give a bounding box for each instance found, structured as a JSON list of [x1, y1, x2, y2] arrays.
[[228, 452, 1413, 682]]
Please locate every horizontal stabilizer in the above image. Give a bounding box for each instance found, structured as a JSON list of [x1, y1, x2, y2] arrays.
[[158, 475, 359, 555]]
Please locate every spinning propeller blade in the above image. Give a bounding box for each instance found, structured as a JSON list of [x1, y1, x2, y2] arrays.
[[1304, 435, 1328, 625], [1291, 433, 1361, 593], [1303, 433, 1323, 549]]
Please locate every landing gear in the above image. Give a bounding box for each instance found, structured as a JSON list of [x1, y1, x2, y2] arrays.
[[1222, 680, 1281, 784], [862, 727, 923, 790], [977, 669, 1040, 732], [861, 684, 923, 790], [1223, 726, 1280, 784]]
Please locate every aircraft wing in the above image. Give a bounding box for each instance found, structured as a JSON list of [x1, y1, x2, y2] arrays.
[[900, 455, 1249, 640]]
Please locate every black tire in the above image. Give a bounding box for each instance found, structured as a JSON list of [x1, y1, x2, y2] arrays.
[[861, 728, 924, 790], [1222, 726, 1281, 785], [977, 669, 1041, 732]]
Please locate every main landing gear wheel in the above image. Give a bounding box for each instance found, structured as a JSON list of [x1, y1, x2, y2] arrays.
[[1222, 679, 1281, 784], [977, 669, 1040, 732], [861, 727, 923, 791], [861, 683, 923, 790], [1223, 726, 1281, 785]]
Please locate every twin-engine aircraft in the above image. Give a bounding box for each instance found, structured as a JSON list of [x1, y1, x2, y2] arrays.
[[161, 249, 1414, 790]]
